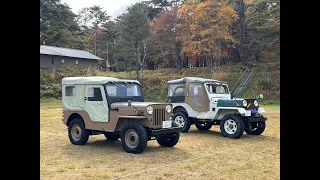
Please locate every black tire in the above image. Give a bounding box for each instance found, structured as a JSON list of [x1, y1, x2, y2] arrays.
[[195, 122, 213, 130], [245, 121, 266, 135], [157, 133, 180, 147], [220, 114, 245, 139], [120, 123, 148, 154], [68, 118, 89, 145], [173, 111, 192, 133], [104, 133, 120, 141]]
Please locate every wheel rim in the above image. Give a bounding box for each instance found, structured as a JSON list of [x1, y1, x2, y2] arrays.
[[224, 119, 237, 134], [125, 129, 139, 149], [248, 122, 258, 131], [174, 115, 185, 127], [71, 124, 82, 141]]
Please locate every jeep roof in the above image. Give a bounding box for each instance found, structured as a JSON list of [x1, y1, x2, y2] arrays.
[[62, 76, 140, 85], [167, 77, 226, 84]]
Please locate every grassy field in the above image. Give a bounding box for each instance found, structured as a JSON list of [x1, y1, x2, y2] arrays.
[[40, 102, 280, 180]]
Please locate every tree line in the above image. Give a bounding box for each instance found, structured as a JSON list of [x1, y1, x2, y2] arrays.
[[40, 0, 279, 77]]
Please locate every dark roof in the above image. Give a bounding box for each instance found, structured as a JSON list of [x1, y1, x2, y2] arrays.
[[40, 45, 103, 60], [167, 77, 225, 84]]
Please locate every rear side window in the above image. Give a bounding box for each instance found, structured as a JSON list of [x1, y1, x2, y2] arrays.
[[168, 84, 185, 96], [65, 86, 75, 96]]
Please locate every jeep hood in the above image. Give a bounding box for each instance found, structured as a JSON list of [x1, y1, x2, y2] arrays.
[[217, 99, 244, 107], [111, 102, 166, 109]]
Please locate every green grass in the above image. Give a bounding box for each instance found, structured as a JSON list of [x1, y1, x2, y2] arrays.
[[40, 98, 61, 103], [40, 103, 280, 180]]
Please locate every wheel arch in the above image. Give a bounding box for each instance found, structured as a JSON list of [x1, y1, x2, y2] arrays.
[[114, 118, 149, 132], [67, 113, 84, 126], [173, 106, 188, 114], [214, 108, 245, 120]]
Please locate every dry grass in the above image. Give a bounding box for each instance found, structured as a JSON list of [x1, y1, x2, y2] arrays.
[[40, 103, 280, 180]]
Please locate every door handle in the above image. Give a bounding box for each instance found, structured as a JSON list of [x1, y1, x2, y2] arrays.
[[84, 97, 87, 100]]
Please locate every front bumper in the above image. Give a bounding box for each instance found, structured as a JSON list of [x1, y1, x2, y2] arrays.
[[245, 116, 267, 122], [151, 127, 183, 136]]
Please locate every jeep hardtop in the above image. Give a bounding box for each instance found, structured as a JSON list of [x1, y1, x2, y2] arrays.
[[62, 76, 182, 154], [166, 77, 267, 138]]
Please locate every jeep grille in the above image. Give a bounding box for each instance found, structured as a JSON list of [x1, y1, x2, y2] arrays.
[[245, 99, 258, 110], [152, 108, 166, 127]]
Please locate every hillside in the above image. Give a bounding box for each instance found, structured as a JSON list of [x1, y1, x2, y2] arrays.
[[40, 62, 280, 104]]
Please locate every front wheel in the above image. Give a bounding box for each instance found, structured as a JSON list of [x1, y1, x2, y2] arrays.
[[245, 121, 266, 135], [121, 123, 148, 154], [195, 122, 212, 130], [157, 133, 180, 147], [173, 112, 191, 133], [220, 115, 244, 139], [68, 118, 89, 145]]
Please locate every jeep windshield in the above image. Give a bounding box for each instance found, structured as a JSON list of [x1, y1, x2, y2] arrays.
[[104, 82, 144, 103], [206, 83, 229, 94]]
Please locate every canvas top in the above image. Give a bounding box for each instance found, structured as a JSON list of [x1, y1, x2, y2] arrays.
[[167, 77, 225, 84], [62, 76, 140, 85]]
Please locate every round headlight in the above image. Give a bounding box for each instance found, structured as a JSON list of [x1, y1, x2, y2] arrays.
[[254, 100, 259, 107], [147, 106, 153, 115], [165, 105, 172, 113], [243, 100, 247, 107]]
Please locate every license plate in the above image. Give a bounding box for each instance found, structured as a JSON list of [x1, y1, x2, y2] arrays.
[[245, 110, 251, 116], [162, 120, 172, 129]]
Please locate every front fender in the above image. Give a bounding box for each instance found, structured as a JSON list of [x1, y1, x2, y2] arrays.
[[214, 107, 246, 120]]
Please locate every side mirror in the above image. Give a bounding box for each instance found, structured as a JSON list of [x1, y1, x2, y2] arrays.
[[257, 94, 264, 99], [128, 100, 132, 107], [230, 93, 234, 99], [167, 98, 171, 104]]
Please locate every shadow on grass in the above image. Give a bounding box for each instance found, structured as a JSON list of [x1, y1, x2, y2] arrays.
[[185, 128, 279, 141], [61, 138, 190, 158]]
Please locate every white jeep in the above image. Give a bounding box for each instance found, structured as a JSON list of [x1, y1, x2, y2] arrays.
[[167, 77, 267, 139]]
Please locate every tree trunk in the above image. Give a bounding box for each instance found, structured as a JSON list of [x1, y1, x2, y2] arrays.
[[237, 0, 248, 62], [218, 42, 221, 66], [139, 39, 147, 73], [136, 46, 140, 79], [106, 42, 109, 71], [209, 51, 213, 74], [255, 48, 260, 62]]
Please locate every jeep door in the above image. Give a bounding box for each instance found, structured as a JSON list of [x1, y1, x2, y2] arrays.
[[185, 82, 209, 111], [84, 85, 109, 122]]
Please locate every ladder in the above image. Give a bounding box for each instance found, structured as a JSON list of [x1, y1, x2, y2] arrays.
[[231, 67, 255, 98]]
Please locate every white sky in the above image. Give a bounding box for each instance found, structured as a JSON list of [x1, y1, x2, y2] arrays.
[[61, 0, 141, 20]]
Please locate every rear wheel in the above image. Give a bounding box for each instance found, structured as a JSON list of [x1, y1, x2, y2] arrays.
[[121, 123, 148, 154], [220, 115, 244, 139], [68, 118, 89, 145], [245, 121, 266, 135], [173, 112, 191, 133], [195, 122, 212, 130], [157, 133, 180, 147]]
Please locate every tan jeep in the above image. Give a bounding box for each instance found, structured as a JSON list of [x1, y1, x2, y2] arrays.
[[62, 76, 182, 154]]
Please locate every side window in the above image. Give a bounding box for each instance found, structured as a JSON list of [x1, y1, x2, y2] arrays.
[[65, 86, 75, 96], [189, 84, 203, 97], [168, 84, 185, 96], [189, 84, 203, 107], [87, 87, 103, 101]]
